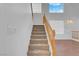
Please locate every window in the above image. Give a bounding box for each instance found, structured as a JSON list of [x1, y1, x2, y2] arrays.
[[48, 3, 64, 13]]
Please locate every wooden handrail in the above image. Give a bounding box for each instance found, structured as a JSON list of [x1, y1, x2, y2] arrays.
[[43, 15, 56, 56]]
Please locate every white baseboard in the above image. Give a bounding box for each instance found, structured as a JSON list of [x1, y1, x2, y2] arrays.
[[56, 39, 71, 40], [72, 39, 79, 42]]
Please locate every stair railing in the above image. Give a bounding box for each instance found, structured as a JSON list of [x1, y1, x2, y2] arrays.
[[43, 14, 56, 56]]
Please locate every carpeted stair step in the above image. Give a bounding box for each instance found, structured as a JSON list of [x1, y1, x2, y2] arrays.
[[33, 29, 45, 31], [31, 34, 46, 36], [32, 32, 46, 35], [32, 31, 45, 33], [27, 25, 49, 56], [32, 34, 46, 37], [29, 44, 49, 50], [31, 35, 47, 39], [30, 39, 48, 44], [27, 50, 49, 56]]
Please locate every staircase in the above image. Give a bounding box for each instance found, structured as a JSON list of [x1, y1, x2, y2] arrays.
[[27, 25, 50, 56]]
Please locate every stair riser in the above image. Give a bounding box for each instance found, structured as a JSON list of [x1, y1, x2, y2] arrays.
[[30, 40, 48, 44], [31, 34, 46, 36], [32, 33, 46, 35], [31, 35, 46, 37], [32, 31, 45, 32], [27, 25, 49, 56], [32, 31, 45, 33], [33, 26, 44, 27], [31, 36, 47, 39], [33, 29, 45, 31], [33, 27, 44, 29], [29, 46, 49, 50], [27, 53, 49, 56]]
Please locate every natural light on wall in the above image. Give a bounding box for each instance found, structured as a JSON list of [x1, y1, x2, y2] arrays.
[[65, 20, 74, 24], [32, 3, 41, 13], [48, 3, 64, 13], [49, 20, 64, 34]]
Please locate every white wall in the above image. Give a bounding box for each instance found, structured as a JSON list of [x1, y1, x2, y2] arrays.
[[32, 3, 43, 25], [0, 3, 33, 56], [49, 20, 64, 34], [32, 3, 41, 13], [42, 3, 79, 40], [33, 13, 43, 25]]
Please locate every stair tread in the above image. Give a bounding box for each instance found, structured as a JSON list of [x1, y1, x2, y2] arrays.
[[31, 35, 46, 37], [31, 39, 47, 40], [32, 29, 45, 32], [31, 35, 46, 36], [28, 50, 49, 56], [28, 50, 49, 53], [31, 38, 47, 40], [31, 36, 47, 39], [29, 44, 48, 46], [30, 39, 48, 44], [27, 25, 49, 56], [32, 32, 46, 33], [32, 33, 46, 34], [33, 29, 45, 30]]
